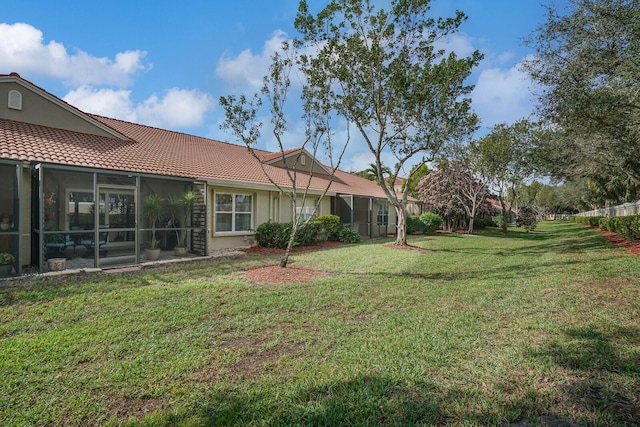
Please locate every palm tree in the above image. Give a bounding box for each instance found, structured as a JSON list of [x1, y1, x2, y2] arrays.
[[356, 163, 391, 184]]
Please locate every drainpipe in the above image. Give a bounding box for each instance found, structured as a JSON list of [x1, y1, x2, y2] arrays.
[[350, 195, 354, 228], [369, 197, 373, 238]]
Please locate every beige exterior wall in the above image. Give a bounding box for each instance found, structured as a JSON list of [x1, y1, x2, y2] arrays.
[[0, 81, 116, 138], [206, 184, 333, 251]]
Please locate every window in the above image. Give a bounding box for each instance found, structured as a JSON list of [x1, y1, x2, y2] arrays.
[[215, 193, 252, 232], [377, 203, 389, 226], [295, 198, 317, 221]]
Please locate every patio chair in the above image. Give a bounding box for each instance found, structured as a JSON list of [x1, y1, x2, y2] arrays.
[[80, 231, 109, 256], [45, 233, 75, 258]]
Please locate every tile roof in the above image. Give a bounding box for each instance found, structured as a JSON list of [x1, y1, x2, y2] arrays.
[[0, 73, 397, 200]]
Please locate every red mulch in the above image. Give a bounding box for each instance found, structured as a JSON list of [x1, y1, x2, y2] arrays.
[[243, 241, 342, 284], [383, 243, 431, 252], [246, 265, 328, 284], [242, 240, 343, 255], [593, 228, 640, 256]]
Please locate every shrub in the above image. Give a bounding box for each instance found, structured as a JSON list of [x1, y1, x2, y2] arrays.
[[609, 216, 635, 239], [598, 217, 610, 231], [474, 217, 497, 228], [570, 216, 603, 227], [492, 215, 506, 229], [296, 221, 323, 247], [255, 219, 289, 248], [516, 205, 537, 232], [315, 214, 341, 241], [0, 252, 15, 264], [337, 225, 361, 243], [419, 212, 442, 233], [255, 219, 326, 248], [406, 215, 426, 234], [631, 216, 640, 239]]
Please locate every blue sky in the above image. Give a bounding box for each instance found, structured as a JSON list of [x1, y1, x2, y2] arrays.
[[1, 0, 568, 172]]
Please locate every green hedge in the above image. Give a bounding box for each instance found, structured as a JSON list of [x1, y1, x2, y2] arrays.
[[419, 212, 443, 233], [255, 217, 360, 248], [406, 212, 444, 235], [572, 214, 640, 239], [570, 216, 603, 227]]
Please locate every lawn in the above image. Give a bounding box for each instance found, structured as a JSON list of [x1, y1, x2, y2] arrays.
[[1, 221, 639, 426]]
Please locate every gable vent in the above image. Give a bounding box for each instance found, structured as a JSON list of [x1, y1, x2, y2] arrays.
[[8, 90, 22, 110], [300, 155, 306, 166]]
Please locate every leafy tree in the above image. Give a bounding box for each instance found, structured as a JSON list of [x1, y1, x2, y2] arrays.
[[295, 0, 482, 246], [523, 0, 640, 189], [516, 205, 538, 233], [418, 169, 463, 231], [220, 43, 349, 268], [402, 163, 431, 199], [355, 162, 392, 184], [473, 119, 538, 232], [448, 161, 492, 234], [515, 181, 581, 219], [417, 162, 493, 233]]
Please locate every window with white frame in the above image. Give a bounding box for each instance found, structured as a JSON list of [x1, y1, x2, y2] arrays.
[[295, 198, 316, 221], [215, 193, 253, 232], [377, 203, 389, 226]]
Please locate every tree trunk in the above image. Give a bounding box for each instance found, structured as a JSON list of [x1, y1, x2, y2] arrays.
[[500, 198, 509, 233], [394, 204, 407, 246], [280, 222, 298, 268], [468, 204, 477, 234]]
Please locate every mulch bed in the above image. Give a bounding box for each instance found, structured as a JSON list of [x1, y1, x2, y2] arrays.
[[242, 240, 344, 255], [246, 264, 328, 284], [243, 241, 342, 284], [593, 227, 640, 256], [383, 243, 431, 252]]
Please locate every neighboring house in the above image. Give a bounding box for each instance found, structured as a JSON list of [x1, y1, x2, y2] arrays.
[[0, 73, 408, 274]]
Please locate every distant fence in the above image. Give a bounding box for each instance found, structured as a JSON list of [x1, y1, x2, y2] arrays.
[[575, 201, 640, 218]]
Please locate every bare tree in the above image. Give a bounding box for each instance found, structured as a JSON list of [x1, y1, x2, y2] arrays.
[[220, 42, 349, 267]]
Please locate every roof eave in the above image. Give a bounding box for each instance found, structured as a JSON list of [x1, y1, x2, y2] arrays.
[[0, 74, 130, 141]]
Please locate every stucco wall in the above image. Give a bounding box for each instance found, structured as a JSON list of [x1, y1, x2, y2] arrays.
[[0, 81, 115, 138], [206, 185, 333, 251]]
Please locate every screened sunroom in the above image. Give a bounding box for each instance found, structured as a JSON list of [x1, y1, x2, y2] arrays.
[[31, 164, 207, 273]]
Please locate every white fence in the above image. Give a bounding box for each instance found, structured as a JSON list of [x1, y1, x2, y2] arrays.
[[576, 201, 640, 218]]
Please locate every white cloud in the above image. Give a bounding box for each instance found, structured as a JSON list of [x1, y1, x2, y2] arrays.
[[215, 30, 288, 88], [433, 32, 476, 58], [64, 86, 214, 129], [136, 88, 215, 128], [0, 22, 150, 86], [63, 86, 134, 119], [471, 58, 536, 129]]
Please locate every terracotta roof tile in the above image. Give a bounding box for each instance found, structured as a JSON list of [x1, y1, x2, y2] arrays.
[[0, 112, 393, 199]]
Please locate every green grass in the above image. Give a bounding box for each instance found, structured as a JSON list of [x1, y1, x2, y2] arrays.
[[1, 221, 639, 426]]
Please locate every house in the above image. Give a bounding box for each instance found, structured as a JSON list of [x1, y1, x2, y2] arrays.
[[0, 73, 412, 274]]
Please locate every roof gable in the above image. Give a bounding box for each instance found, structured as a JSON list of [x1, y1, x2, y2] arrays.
[[0, 73, 128, 140], [262, 147, 332, 176]]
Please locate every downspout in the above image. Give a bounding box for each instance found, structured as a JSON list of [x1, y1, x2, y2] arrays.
[[350, 195, 354, 228], [36, 164, 43, 273], [15, 163, 22, 275], [369, 197, 373, 238]]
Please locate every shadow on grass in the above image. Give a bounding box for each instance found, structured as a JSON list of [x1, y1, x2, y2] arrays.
[[0, 258, 239, 307], [134, 373, 574, 426], [527, 326, 640, 424]]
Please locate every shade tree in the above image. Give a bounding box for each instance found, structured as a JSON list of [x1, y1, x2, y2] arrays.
[[295, 0, 482, 246], [523, 0, 640, 191], [472, 119, 538, 232]]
